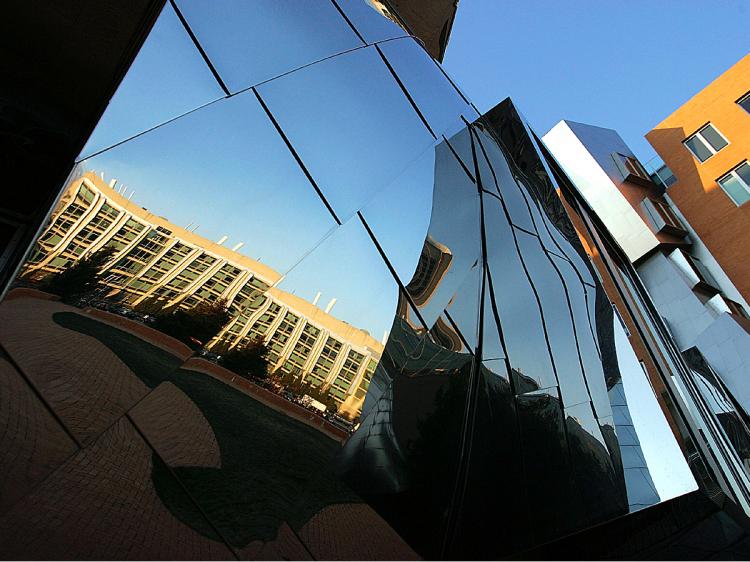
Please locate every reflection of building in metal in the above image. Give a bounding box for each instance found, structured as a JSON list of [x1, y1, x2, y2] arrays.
[[378, 0, 459, 61], [23, 172, 382, 418], [405, 236, 452, 307], [339, 108, 640, 558], [683, 347, 750, 472], [341, 291, 629, 558]]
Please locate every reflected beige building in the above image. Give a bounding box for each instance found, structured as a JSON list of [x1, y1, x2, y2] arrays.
[[24, 172, 384, 418]]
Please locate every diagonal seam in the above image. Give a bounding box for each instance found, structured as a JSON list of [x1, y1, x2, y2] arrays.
[[169, 0, 231, 96]]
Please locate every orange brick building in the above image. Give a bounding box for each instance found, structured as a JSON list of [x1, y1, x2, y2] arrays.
[[646, 54, 750, 302]]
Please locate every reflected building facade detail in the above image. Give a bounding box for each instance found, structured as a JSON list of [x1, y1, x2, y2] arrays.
[[2, 0, 750, 560], [22, 173, 382, 420]]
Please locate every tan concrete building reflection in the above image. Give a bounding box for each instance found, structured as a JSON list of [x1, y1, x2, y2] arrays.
[[23, 172, 384, 419]]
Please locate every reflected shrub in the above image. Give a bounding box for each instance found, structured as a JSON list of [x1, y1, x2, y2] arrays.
[[219, 340, 270, 381], [307, 385, 338, 412], [41, 247, 115, 303], [152, 299, 230, 348], [274, 370, 338, 411]]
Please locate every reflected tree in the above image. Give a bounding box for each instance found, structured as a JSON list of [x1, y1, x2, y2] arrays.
[[219, 339, 270, 381], [152, 299, 230, 349], [40, 246, 115, 303], [305, 384, 338, 412], [133, 295, 167, 315]]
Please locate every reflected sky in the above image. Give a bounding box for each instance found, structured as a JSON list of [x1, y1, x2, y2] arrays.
[[334, 0, 409, 44], [407, 135, 480, 329], [256, 45, 436, 221], [377, 38, 475, 137], [483, 193, 557, 392], [614, 316, 698, 500], [79, 3, 225, 159], [87, 89, 337, 274], [175, 0, 363, 92], [359, 143, 436, 286], [275, 216, 399, 341]]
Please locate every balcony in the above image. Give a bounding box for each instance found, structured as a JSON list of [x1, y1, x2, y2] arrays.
[[641, 198, 688, 238], [612, 152, 655, 188]]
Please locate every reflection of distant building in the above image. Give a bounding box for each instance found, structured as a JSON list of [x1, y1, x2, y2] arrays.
[[405, 236, 452, 306], [23, 172, 383, 418], [429, 316, 463, 352]]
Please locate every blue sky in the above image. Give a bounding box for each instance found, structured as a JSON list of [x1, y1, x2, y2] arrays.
[[443, 0, 749, 164]]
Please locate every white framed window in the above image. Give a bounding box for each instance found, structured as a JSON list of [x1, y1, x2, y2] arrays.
[[717, 161, 750, 206], [683, 123, 729, 162], [738, 91, 750, 115]]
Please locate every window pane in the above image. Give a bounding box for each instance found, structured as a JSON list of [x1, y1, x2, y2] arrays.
[[739, 93, 750, 113], [652, 200, 682, 229], [684, 135, 712, 162], [719, 173, 750, 206], [736, 162, 750, 186], [700, 124, 728, 152], [653, 164, 677, 188]]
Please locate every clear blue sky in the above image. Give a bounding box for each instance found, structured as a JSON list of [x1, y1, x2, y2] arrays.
[[443, 0, 749, 163]]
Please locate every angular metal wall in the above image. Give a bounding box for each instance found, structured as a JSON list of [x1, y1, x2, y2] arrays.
[[1, 1, 748, 559]]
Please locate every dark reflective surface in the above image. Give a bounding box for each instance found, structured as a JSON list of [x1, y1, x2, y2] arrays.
[[0, 3, 726, 559], [405, 134, 480, 329], [684, 347, 750, 476], [339, 290, 473, 559], [514, 229, 590, 407], [482, 192, 558, 392]]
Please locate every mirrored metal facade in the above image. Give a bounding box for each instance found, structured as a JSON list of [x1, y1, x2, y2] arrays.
[[2, 1, 750, 559]]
